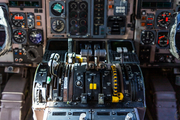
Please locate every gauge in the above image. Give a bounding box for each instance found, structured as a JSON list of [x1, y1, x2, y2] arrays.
[[157, 11, 171, 29], [70, 11, 78, 18], [80, 19, 87, 26], [51, 2, 64, 16], [79, 2, 87, 10], [13, 30, 26, 43], [80, 11, 87, 18], [79, 26, 87, 35], [70, 25, 78, 35], [141, 31, 155, 44], [158, 32, 169, 47], [29, 30, 43, 44], [11, 13, 26, 27], [70, 2, 77, 10], [70, 19, 78, 26], [51, 19, 65, 33]]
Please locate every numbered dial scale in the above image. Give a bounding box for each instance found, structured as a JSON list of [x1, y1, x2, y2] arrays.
[[157, 11, 171, 29], [51, 19, 65, 33], [28, 30, 43, 44], [11, 13, 26, 27], [157, 32, 169, 47], [13, 30, 26, 43], [141, 31, 155, 44]]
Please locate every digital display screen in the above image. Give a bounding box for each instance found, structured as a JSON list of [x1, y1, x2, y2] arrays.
[[110, 41, 133, 52], [14, 16, 24, 20], [48, 41, 68, 51], [0, 31, 5, 48], [9, 1, 41, 8], [142, 1, 172, 8]]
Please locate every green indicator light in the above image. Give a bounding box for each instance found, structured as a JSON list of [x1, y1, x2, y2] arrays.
[[47, 76, 51, 84]]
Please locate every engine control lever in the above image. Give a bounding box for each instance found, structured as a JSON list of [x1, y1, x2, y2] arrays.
[[48, 53, 60, 77], [0, 6, 12, 56], [68, 38, 73, 63], [169, 12, 180, 60]]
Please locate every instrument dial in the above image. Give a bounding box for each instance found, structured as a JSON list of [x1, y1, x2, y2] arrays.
[[70, 11, 78, 18], [157, 11, 171, 29], [13, 30, 26, 43], [79, 2, 87, 10], [29, 30, 43, 44], [70, 25, 78, 35], [70, 19, 78, 26], [141, 31, 155, 44], [70, 2, 77, 10], [51, 19, 65, 33], [79, 26, 87, 35], [158, 32, 169, 47], [80, 19, 87, 26], [80, 11, 87, 18], [11, 13, 26, 27], [51, 3, 64, 16]]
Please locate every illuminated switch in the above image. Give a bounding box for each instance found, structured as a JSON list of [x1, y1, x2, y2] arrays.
[[37, 21, 41, 26], [89, 83, 97, 90], [108, 5, 113, 9], [19, 52, 22, 55], [141, 16, 146, 20], [36, 15, 41, 20], [93, 83, 97, 89], [141, 22, 145, 26], [117, 47, 122, 53], [90, 83, 93, 89], [147, 17, 153, 20], [147, 23, 153, 26]]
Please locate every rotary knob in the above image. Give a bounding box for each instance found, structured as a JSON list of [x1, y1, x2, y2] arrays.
[[125, 113, 134, 120], [79, 113, 86, 120], [76, 80, 82, 86]]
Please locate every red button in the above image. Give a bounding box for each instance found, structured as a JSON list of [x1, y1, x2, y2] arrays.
[[15, 58, 18, 62], [19, 52, 22, 55], [18, 32, 22, 35]]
